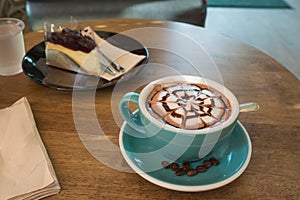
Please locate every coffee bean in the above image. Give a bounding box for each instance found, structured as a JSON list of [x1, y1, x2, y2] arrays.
[[186, 169, 197, 176], [175, 168, 185, 176], [169, 162, 179, 171], [161, 161, 170, 168], [196, 165, 206, 173], [182, 162, 190, 171], [203, 160, 212, 168], [210, 157, 220, 166], [160, 157, 220, 177]]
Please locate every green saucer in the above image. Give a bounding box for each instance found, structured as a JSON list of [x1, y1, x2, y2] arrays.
[[119, 120, 252, 192]]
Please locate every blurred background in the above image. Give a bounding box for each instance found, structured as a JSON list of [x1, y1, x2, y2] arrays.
[[1, 0, 299, 79]]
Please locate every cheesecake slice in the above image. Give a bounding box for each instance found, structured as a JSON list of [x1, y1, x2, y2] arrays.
[[45, 27, 146, 81], [46, 28, 110, 77]]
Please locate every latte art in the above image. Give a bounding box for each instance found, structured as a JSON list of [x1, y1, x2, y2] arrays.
[[147, 82, 231, 130]]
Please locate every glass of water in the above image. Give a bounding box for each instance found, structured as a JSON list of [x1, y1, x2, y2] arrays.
[[0, 18, 25, 76]]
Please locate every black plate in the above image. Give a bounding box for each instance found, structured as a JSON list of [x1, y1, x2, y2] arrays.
[[22, 31, 149, 90]]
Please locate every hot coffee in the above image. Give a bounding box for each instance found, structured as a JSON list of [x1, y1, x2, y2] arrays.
[[120, 75, 240, 161], [146, 82, 231, 130]]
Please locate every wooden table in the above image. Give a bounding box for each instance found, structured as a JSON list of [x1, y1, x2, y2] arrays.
[[0, 18, 299, 199]]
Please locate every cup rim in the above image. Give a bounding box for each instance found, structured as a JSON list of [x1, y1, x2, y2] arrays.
[[0, 18, 25, 38], [139, 75, 240, 135]]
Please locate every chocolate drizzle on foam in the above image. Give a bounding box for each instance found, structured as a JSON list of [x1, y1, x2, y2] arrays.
[[147, 82, 231, 130]]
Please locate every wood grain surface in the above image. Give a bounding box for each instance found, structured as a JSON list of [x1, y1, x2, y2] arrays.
[[0, 18, 299, 199]]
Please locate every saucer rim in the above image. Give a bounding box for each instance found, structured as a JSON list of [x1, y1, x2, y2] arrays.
[[119, 120, 252, 192]]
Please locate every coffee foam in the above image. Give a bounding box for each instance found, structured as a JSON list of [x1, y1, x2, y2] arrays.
[[146, 82, 231, 130]]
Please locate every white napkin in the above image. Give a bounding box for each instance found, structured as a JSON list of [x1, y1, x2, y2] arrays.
[[0, 97, 60, 200], [82, 26, 147, 81]]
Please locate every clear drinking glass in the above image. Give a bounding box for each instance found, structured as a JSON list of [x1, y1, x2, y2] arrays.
[[0, 18, 25, 76]]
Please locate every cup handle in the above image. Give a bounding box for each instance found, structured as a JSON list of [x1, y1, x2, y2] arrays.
[[119, 92, 145, 134]]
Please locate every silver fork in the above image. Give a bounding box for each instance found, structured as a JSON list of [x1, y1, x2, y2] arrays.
[[97, 47, 125, 72], [98, 59, 116, 76]]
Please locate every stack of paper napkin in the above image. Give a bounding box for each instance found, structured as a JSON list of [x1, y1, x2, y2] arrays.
[[0, 97, 60, 200]]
